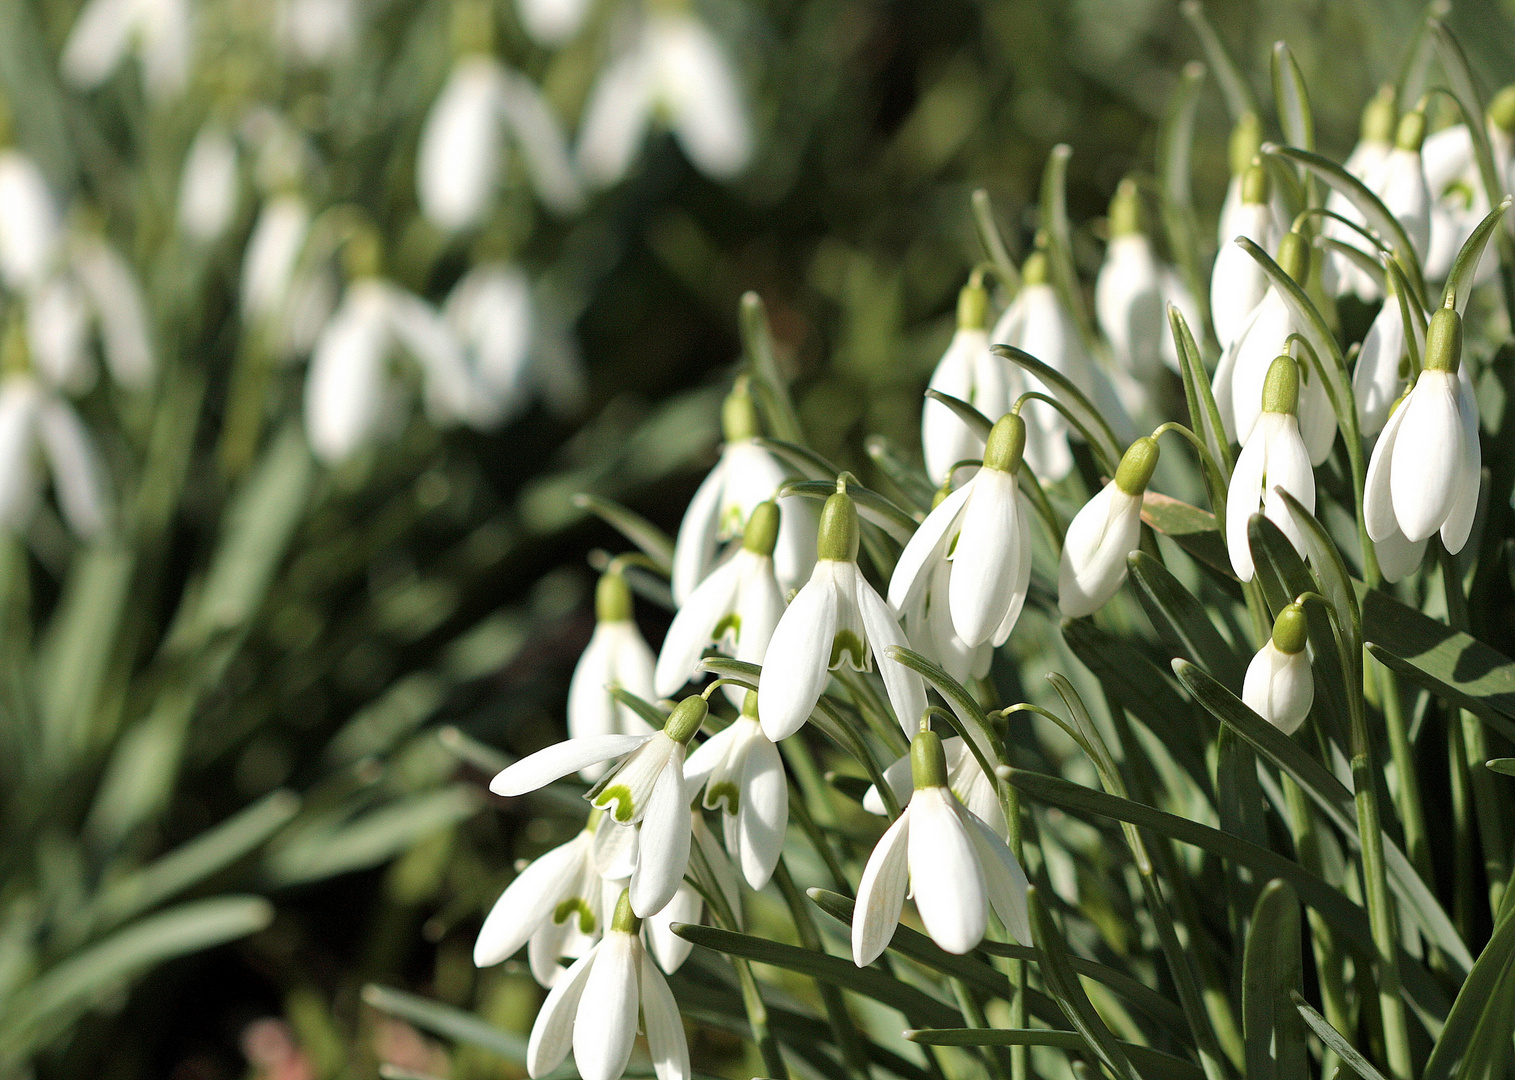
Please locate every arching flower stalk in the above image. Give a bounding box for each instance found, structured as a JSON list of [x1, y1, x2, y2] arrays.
[[851, 726, 1030, 965], [1226, 355, 1315, 582], [1243, 602, 1314, 735], [758, 479, 925, 741]]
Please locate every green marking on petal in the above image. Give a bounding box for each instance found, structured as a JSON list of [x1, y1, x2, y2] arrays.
[[706, 780, 740, 815], [830, 629, 866, 670], [552, 897, 597, 934], [593, 784, 636, 823], [713, 612, 741, 644]]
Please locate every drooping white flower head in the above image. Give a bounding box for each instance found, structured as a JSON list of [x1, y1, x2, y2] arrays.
[[758, 482, 926, 742], [1242, 602, 1314, 736], [0, 328, 111, 539], [682, 691, 788, 890], [612, 815, 743, 976], [491, 695, 710, 917], [444, 262, 534, 424], [1217, 113, 1289, 251], [474, 816, 607, 984], [1226, 355, 1316, 582], [178, 123, 241, 244], [1059, 436, 1157, 618], [28, 233, 157, 394], [890, 480, 988, 687], [992, 251, 1126, 482], [275, 0, 359, 66], [1378, 109, 1433, 268], [922, 278, 1009, 483], [0, 150, 61, 291], [526, 889, 690, 1080], [1096, 179, 1194, 379], [1353, 272, 1423, 437], [569, 571, 657, 778], [851, 727, 1030, 965], [670, 381, 816, 603], [1321, 86, 1397, 300], [1211, 164, 1277, 350], [303, 235, 485, 463], [578, 12, 750, 187], [61, 0, 192, 101], [862, 733, 1006, 840], [1212, 230, 1336, 465], [516, 0, 592, 45], [890, 414, 1034, 652], [657, 500, 785, 707], [416, 34, 583, 232], [1365, 304, 1480, 555]]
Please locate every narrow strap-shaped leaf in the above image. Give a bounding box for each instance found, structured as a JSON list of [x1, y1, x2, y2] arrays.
[[1129, 551, 1246, 685], [885, 646, 1002, 777], [363, 984, 528, 1063], [742, 292, 805, 446], [610, 687, 670, 730], [1038, 145, 1101, 355], [754, 437, 842, 483], [1291, 992, 1390, 1080], [1173, 660, 1473, 973], [922, 389, 993, 440], [1445, 196, 1511, 314], [991, 345, 1123, 468], [864, 435, 937, 513], [670, 923, 962, 1028], [1157, 63, 1209, 315], [1179, 1, 1257, 121], [905, 1029, 1204, 1080], [1027, 887, 1142, 1080], [972, 189, 1022, 296], [1168, 305, 1233, 477], [571, 494, 675, 574], [1139, 492, 1237, 583], [1270, 43, 1315, 156], [1316, 236, 1387, 290], [1488, 758, 1515, 777], [1242, 880, 1304, 1080], [1422, 902, 1515, 1079], [1001, 767, 1452, 1022]]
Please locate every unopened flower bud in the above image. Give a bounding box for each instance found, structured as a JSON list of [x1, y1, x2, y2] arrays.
[[1271, 601, 1308, 654]]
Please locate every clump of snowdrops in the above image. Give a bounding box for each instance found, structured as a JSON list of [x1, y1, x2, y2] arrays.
[[451, 11, 1515, 1080]]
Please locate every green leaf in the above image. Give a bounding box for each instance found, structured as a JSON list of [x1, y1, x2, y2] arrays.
[[84, 790, 299, 936], [1167, 305, 1233, 482], [1128, 551, 1245, 686], [1270, 43, 1315, 156], [1242, 880, 1304, 1080], [1000, 768, 1452, 1023], [905, 1030, 1204, 1080], [363, 984, 527, 1063], [885, 645, 1002, 777], [864, 435, 937, 513], [1488, 758, 1515, 777], [0, 897, 272, 1061], [1156, 63, 1208, 313], [971, 189, 1022, 296], [609, 687, 670, 731], [1172, 660, 1473, 974], [753, 437, 841, 483], [1422, 905, 1515, 1080], [1179, 1, 1256, 121], [1138, 492, 1237, 584], [741, 292, 805, 446], [1038, 144, 1100, 355], [778, 480, 919, 543], [571, 494, 675, 574], [1444, 197, 1511, 314], [1028, 887, 1141, 1080], [921, 389, 992, 440], [670, 923, 962, 1029], [264, 785, 483, 886], [1291, 993, 1391, 1080], [991, 344, 1122, 469]]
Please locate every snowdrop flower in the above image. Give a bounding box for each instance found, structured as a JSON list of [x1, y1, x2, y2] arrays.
[[525, 889, 689, 1080], [1211, 165, 1277, 349], [578, 11, 750, 187], [177, 123, 240, 244], [922, 277, 1008, 483], [0, 143, 60, 291], [1422, 87, 1515, 282], [240, 192, 331, 362], [474, 814, 607, 985], [1242, 602, 1313, 735], [0, 328, 110, 538], [1217, 113, 1289, 249], [1365, 304, 1480, 554], [1096, 179, 1196, 378], [1322, 86, 1397, 300], [862, 734, 1006, 840], [1059, 436, 1157, 618], [759, 480, 926, 741], [1226, 356, 1315, 581], [516, 0, 591, 45], [1353, 271, 1422, 436], [28, 232, 156, 393], [851, 727, 1030, 965], [993, 252, 1124, 482], [892, 483, 989, 687], [682, 691, 787, 889], [630, 816, 742, 975], [670, 381, 815, 602], [656, 500, 784, 707], [417, 16, 582, 233], [303, 235, 483, 463], [491, 695, 710, 917], [444, 262, 534, 424], [890, 414, 1034, 651], [1213, 230, 1336, 464], [569, 571, 656, 777], [1377, 108, 1432, 266], [61, 0, 192, 101]]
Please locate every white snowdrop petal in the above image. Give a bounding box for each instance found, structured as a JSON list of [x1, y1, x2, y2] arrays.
[[528, 910, 578, 987], [179, 125, 240, 242], [989, 492, 1035, 647], [630, 747, 692, 917], [516, 0, 591, 44], [491, 734, 648, 796], [958, 804, 1031, 944], [417, 58, 507, 233], [1440, 372, 1482, 554], [862, 751, 912, 817], [303, 292, 390, 463], [645, 882, 702, 974], [772, 491, 818, 596], [655, 557, 741, 696], [757, 571, 838, 741], [71, 238, 154, 388], [1364, 394, 1407, 543], [908, 788, 987, 954], [852, 808, 910, 967], [681, 724, 733, 803], [736, 729, 787, 889], [569, 625, 619, 747], [241, 196, 311, 321], [578, 51, 653, 189], [383, 286, 480, 427], [26, 278, 91, 393], [654, 15, 751, 179], [1374, 526, 1427, 584], [474, 835, 587, 966], [923, 330, 990, 483], [498, 72, 586, 215], [526, 947, 596, 1078], [573, 932, 641, 1080], [640, 950, 693, 1080], [0, 381, 40, 531], [61, 0, 135, 90], [949, 471, 1020, 647], [446, 264, 534, 419], [671, 461, 726, 604], [1391, 371, 1461, 542], [854, 566, 926, 733], [1225, 425, 1269, 581], [888, 481, 970, 612], [35, 399, 109, 538]]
